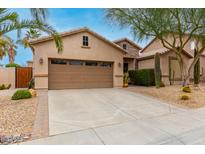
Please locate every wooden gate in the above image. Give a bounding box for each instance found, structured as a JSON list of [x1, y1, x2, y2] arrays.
[[16, 67, 32, 88]]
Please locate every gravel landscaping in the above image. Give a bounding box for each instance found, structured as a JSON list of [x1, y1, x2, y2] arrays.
[[0, 89, 38, 144], [126, 85, 205, 109]]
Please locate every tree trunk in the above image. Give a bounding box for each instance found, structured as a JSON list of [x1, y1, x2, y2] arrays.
[[178, 57, 189, 87]]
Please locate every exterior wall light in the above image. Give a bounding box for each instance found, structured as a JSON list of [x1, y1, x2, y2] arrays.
[[39, 57, 44, 64], [118, 62, 121, 67]]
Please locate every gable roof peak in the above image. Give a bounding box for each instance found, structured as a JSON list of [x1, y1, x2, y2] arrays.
[[29, 27, 127, 54], [113, 37, 142, 50]]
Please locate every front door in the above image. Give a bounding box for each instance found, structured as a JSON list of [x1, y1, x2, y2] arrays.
[[123, 63, 128, 73]]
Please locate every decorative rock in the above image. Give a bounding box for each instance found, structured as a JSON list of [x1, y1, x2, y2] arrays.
[[0, 135, 6, 143], [29, 89, 37, 97], [0, 133, 32, 144]]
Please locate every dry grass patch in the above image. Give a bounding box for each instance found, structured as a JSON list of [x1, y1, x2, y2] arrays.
[[126, 85, 205, 109], [0, 90, 38, 136]]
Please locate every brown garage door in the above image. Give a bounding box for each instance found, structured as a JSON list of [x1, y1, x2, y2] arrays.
[[48, 59, 113, 90]]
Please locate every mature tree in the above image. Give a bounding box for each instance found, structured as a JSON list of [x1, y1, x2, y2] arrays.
[[0, 8, 63, 61], [106, 8, 205, 86]]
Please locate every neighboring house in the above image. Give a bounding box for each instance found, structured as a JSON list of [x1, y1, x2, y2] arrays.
[[137, 37, 205, 85], [114, 38, 142, 73], [29, 27, 127, 90]]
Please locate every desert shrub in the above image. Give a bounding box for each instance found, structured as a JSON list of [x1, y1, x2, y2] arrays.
[[29, 89, 37, 97], [180, 94, 190, 100], [5, 63, 21, 68], [123, 73, 129, 87], [28, 78, 35, 89], [0, 84, 12, 90], [160, 81, 165, 87], [11, 90, 32, 100], [182, 86, 191, 93], [6, 84, 11, 89], [0, 84, 6, 90], [128, 69, 155, 86]]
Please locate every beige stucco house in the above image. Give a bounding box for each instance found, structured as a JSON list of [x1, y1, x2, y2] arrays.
[[30, 27, 129, 90], [137, 37, 205, 85], [114, 38, 141, 73]]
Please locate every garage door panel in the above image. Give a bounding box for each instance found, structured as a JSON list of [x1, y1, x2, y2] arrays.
[[49, 82, 112, 89], [48, 59, 113, 89]]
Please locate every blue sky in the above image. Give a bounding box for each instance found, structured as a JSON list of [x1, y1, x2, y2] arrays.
[[1, 8, 149, 66]]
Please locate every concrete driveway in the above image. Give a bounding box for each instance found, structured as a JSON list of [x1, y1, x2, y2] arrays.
[[24, 88, 205, 145]]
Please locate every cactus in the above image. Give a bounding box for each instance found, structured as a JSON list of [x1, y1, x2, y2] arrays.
[[194, 50, 200, 85], [154, 52, 161, 88], [172, 70, 175, 85], [169, 67, 172, 85]]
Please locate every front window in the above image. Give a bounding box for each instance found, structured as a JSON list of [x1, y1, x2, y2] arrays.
[[83, 36, 89, 46], [69, 60, 84, 65], [51, 59, 67, 65], [99, 62, 112, 67], [123, 44, 127, 50], [85, 61, 97, 66]]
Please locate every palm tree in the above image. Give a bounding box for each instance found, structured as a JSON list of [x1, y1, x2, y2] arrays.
[[0, 35, 17, 63], [17, 28, 41, 52], [0, 8, 63, 61]]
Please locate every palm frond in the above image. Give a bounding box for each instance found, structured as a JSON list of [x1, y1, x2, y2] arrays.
[[0, 19, 63, 52], [0, 12, 18, 24], [30, 8, 49, 22]]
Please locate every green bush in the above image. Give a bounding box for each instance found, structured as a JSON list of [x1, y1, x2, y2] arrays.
[[11, 90, 32, 100], [180, 94, 190, 100], [5, 63, 21, 68], [28, 78, 35, 89], [128, 69, 155, 86], [182, 86, 191, 93]]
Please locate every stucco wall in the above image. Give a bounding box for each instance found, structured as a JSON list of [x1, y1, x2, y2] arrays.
[[138, 58, 154, 69], [200, 56, 205, 81], [124, 58, 135, 70], [142, 36, 194, 56], [138, 51, 193, 85], [115, 40, 140, 57], [32, 31, 124, 89], [0, 67, 15, 89], [160, 52, 193, 85]]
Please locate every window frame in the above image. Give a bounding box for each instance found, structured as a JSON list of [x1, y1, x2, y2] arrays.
[[99, 62, 112, 67], [51, 59, 67, 65], [69, 60, 84, 66], [85, 61, 98, 66], [83, 36, 89, 46], [122, 44, 127, 50]]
